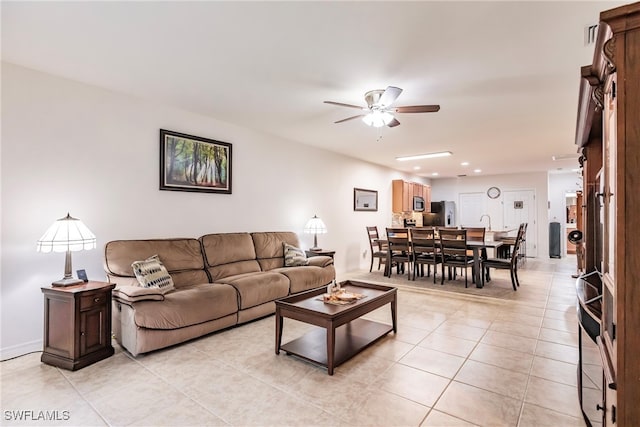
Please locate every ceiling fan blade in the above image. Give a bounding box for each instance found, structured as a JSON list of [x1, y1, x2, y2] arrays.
[[324, 101, 366, 110], [387, 118, 401, 128], [378, 86, 403, 107], [394, 105, 440, 113], [335, 114, 365, 124]]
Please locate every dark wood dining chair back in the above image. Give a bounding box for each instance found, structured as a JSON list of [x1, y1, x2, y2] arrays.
[[464, 227, 487, 275], [385, 227, 412, 280], [519, 222, 528, 265], [439, 229, 475, 287], [464, 227, 486, 242], [410, 227, 441, 283], [366, 226, 389, 272]]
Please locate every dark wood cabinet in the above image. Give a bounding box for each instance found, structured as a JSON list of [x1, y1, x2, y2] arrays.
[[576, 3, 640, 425], [41, 281, 115, 370]]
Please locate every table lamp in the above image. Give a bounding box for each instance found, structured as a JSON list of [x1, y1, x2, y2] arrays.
[[37, 213, 97, 286], [304, 214, 327, 251]]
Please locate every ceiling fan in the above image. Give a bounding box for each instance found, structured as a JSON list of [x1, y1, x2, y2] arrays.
[[324, 86, 440, 128]]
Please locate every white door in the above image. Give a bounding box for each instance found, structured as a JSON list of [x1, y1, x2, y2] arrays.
[[459, 192, 485, 227], [503, 190, 537, 257]]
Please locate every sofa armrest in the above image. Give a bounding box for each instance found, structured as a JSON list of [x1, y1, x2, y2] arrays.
[[113, 286, 165, 303], [307, 255, 334, 268]]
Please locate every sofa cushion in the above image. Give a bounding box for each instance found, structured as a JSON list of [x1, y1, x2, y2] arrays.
[[252, 232, 301, 271], [104, 239, 206, 289], [200, 233, 261, 280], [131, 255, 175, 294], [283, 243, 309, 267], [216, 272, 289, 309], [132, 283, 238, 330], [273, 265, 336, 294]]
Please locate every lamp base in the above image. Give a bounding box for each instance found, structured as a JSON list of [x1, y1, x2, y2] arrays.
[[309, 247, 322, 252], [52, 277, 83, 287]]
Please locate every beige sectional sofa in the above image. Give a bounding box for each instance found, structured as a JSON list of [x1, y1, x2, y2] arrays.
[[104, 231, 335, 356]]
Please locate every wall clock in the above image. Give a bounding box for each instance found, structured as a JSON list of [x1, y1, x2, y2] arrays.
[[487, 186, 501, 199]]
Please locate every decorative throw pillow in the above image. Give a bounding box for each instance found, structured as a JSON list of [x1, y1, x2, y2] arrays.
[[131, 255, 175, 294], [283, 243, 309, 267]]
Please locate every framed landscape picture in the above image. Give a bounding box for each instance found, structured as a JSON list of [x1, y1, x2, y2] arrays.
[[160, 129, 232, 194], [354, 188, 378, 211]]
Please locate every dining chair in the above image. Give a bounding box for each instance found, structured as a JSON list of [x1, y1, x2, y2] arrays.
[[366, 226, 389, 272], [519, 222, 528, 266], [497, 223, 522, 259], [410, 227, 441, 283], [464, 227, 485, 242], [464, 227, 488, 279], [482, 226, 525, 290], [385, 227, 412, 280], [439, 229, 474, 287]]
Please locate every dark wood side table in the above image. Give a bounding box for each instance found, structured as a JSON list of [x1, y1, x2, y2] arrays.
[[41, 281, 115, 370], [305, 249, 335, 259]]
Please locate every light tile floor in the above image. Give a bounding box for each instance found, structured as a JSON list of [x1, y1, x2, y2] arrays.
[[1, 257, 595, 426]]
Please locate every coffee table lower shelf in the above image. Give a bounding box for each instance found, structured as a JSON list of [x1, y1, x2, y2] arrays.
[[280, 318, 392, 372]]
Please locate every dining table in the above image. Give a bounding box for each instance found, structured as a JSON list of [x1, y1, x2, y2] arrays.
[[375, 234, 503, 289]]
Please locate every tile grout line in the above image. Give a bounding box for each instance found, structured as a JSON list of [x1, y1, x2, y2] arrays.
[[516, 269, 571, 426], [116, 348, 234, 426], [58, 367, 112, 427]]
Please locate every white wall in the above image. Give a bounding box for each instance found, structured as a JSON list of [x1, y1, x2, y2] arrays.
[[0, 63, 421, 358], [430, 172, 550, 258]]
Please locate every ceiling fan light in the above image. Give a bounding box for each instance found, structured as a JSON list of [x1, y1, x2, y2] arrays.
[[362, 111, 394, 127]]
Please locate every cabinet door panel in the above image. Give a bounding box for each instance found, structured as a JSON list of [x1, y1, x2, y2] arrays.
[[403, 181, 411, 212], [80, 307, 106, 356]]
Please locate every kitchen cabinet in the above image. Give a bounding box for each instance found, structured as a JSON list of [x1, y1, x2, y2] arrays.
[[575, 3, 640, 425], [392, 179, 431, 213], [422, 185, 431, 212]]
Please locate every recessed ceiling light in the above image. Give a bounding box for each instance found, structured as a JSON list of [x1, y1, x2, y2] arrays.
[[474, 169, 482, 173], [413, 166, 421, 170], [396, 151, 452, 161], [461, 161, 469, 166], [431, 172, 439, 176]]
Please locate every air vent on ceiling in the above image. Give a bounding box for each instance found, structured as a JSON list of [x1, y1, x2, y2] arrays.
[[585, 23, 599, 46]]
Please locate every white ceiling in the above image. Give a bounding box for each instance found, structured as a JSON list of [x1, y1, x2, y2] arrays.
[[1, 1, 625, 178]]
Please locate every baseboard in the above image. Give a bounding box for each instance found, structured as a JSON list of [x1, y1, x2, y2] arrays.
[[0, 339, 42, 361]]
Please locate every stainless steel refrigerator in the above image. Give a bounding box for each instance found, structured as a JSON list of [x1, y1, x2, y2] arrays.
[[423, 201, 456, 226]]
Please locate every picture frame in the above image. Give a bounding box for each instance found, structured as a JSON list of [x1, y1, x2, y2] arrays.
[[76, 269, 88, 282], [354, 188, 378, 211], [160, 129, 232, 194]]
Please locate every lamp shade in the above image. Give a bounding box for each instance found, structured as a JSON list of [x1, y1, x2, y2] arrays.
[[303, 215, 327, 235], [37, 213, 96, 253]]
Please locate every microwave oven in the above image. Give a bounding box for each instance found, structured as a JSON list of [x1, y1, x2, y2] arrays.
[[413, 196, 425, 212]]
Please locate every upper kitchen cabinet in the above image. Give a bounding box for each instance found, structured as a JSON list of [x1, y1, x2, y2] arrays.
[[392, 179, 431, 213]]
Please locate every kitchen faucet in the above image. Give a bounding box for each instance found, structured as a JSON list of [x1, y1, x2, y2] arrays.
[[479, 214, 492, 230]]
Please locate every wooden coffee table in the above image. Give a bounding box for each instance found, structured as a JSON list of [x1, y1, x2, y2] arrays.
[[275, 280, 397, 375]]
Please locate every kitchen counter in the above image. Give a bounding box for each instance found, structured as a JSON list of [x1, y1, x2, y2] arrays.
[[485, 229, 517, 241]]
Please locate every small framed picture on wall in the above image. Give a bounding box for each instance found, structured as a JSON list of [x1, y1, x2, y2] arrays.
[[354, 188, 378, 211]]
